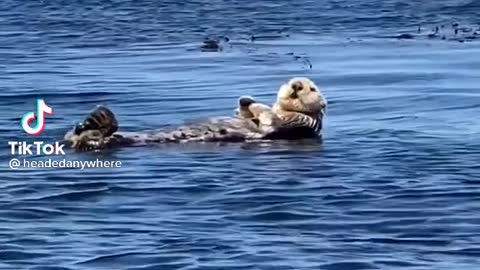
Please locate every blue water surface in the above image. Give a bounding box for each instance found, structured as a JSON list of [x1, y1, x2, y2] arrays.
[[1, 1, 480, 269]]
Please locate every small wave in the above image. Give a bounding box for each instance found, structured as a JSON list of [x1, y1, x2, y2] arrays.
[[25, 188, 109, 202], [230, 210, 320, 222], [0, 250, 50, 261], [321, 261, 379, 270]]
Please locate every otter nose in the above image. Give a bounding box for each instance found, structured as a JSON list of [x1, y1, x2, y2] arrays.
[[320, 101, 327, 115], [292, 81, 303, 91]]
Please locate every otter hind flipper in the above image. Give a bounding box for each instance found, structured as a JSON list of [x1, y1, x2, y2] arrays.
[[66, 106, 121, 151], [74, 105, 118, 137]]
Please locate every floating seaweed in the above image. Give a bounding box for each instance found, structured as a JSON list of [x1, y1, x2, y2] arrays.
[[200, 36, 230, 52], [383, 22, 478, 43]]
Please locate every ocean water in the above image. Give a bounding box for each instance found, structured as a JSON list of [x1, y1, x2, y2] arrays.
[[1, 0, 480, 269]]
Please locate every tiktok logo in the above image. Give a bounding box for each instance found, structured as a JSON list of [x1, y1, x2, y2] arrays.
[[21, 99, 54, 136]]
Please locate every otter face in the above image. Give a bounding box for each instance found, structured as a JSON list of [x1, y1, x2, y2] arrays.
[[275, 77, 327, 117]]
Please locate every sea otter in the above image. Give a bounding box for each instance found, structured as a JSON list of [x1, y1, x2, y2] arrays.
[[65, 77, 327, 151]]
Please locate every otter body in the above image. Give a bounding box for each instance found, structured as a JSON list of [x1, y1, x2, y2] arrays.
[[65, 77, 327, 151]]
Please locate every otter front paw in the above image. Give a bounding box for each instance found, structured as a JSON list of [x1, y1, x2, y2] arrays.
[[69, 130, 106, 151]]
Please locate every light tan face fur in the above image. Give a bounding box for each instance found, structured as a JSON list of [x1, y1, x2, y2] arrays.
[[273, 77, 327, 117]]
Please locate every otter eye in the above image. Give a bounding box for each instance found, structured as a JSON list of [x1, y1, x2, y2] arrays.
[[310, 87, 316, 92]]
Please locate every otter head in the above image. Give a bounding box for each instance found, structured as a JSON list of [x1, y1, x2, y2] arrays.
[[274, 77, 327, 118]]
